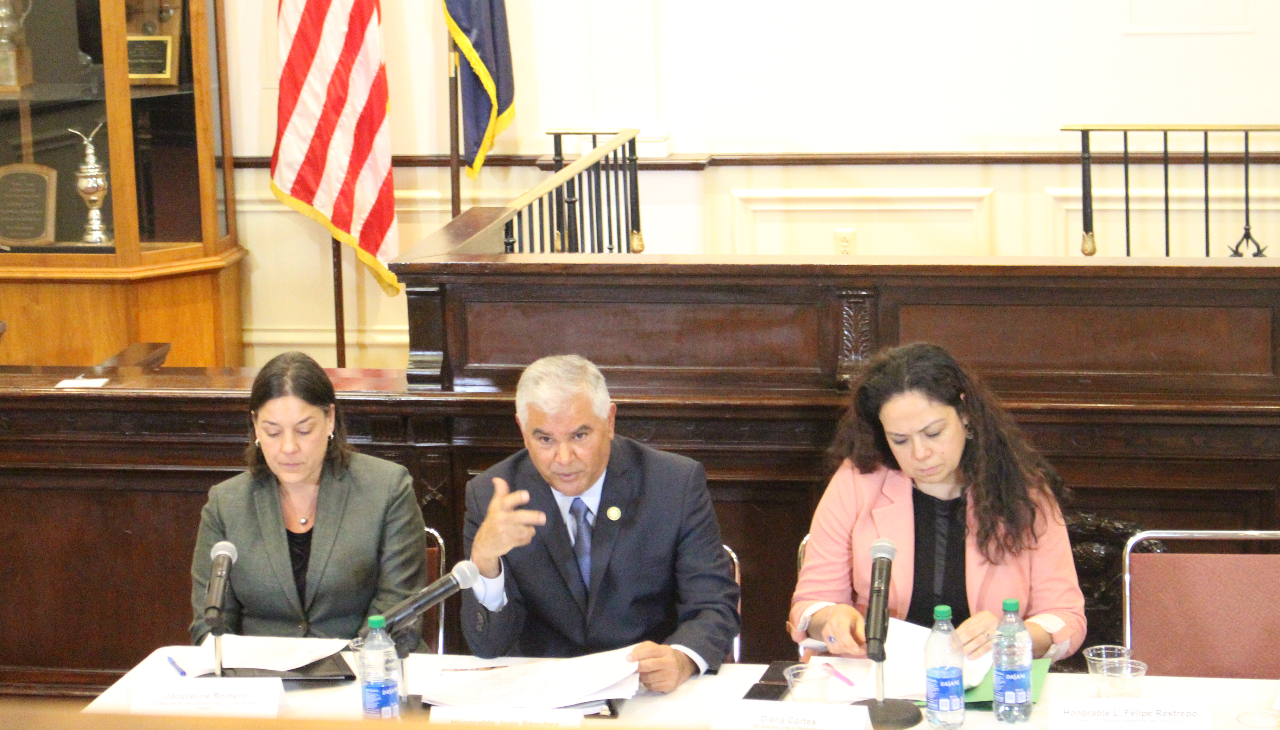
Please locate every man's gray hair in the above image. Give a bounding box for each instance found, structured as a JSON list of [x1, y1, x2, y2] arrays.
[[516, 355, 611, 424]]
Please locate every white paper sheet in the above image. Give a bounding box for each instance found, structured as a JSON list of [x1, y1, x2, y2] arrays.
[[190, 635, 350, 675], [417, 645, 640, 709], [809, 618, 993, 702]]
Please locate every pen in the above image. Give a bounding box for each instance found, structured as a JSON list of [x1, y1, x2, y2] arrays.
[[167, 656, 187, 676]]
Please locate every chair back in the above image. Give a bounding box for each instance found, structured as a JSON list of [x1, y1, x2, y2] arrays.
[[723, 544, 741, 663], [424, 527, 447, 654], [1125, 530, 1280, 678]]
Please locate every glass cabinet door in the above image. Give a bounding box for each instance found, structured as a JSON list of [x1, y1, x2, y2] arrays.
[[0, 0, 114, 252]]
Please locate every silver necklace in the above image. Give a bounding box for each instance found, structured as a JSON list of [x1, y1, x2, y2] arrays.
[[280, 487, 317, 527]]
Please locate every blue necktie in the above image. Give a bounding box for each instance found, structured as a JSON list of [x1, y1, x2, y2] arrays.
[[569, 498, 593, 589]]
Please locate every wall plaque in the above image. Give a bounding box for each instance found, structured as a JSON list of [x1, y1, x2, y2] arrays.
[[126, 0, 182, 85], [0, 162, 56, 245]]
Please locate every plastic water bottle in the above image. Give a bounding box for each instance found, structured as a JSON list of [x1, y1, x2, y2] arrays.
[[992, 598, 1033, 723], [924, 605, 965, 729], [360, 615, 401, 719]]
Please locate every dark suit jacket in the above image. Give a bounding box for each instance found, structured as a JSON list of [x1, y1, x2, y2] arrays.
[[189, 452, 428, 644], [461, 437, 740, 670]]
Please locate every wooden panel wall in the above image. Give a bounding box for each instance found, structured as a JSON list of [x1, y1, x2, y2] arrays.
[[7, 257, 1280, 696]]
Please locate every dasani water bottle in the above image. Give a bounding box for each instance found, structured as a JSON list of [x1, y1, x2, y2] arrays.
[[360, 615, 401, 719], [924, 604, 965, 729], [992, 598, 1033, 723]]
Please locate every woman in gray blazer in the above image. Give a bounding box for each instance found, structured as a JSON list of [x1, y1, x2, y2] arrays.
[[189, 351, 428, 645]]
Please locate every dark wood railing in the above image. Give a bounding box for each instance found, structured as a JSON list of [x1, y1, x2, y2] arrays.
[[1066, 125, 1280, 258]]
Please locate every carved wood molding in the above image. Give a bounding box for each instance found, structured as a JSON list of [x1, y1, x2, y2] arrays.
[[837, 289, 877, 387]]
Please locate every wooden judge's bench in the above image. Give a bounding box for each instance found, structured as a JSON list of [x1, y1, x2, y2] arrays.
[[4, 248, 1280, 696]]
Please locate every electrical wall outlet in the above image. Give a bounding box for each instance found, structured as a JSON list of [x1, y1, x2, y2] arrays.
[[834, 229, 855, 255]]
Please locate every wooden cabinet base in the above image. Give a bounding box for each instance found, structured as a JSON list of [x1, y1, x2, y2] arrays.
[[0, 247, 244, 366]]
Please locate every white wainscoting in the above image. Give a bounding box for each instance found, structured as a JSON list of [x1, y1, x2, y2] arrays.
[[728, 188, 995, 256]]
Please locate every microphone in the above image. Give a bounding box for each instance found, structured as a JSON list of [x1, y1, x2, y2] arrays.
[[864, 538, 895, 663], [852, 538, 920, 729], [383, 560, 481, 634], [203, 541, 238, 634]]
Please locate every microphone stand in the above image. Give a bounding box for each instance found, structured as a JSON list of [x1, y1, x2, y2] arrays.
[[206, 611, 226, 678], [854, 655, 923, 730]]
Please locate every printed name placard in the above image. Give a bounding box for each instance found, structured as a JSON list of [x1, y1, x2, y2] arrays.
[[1048, 698, 1211, 730], [129, 677, 283, 718], [429, 706, 584, 728], [711, 699, 871, 730]]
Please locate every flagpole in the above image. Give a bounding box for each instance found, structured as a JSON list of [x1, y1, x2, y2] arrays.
[[331, 237, 346, 368], [449, 40, 461, 218]]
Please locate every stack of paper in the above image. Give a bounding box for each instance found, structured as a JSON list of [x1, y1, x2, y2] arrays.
[[809, 618, 992, 702], [188, 636, 352, 678], [416, 646, 640, 709]]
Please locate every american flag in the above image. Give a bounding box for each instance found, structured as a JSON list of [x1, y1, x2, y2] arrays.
[[271, 0, 400, 295]]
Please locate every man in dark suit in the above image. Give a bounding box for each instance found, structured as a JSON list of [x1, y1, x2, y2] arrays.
[[462, 355, 739, 693]]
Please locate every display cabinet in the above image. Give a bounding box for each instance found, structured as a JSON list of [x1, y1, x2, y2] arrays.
[[0, 0, 242, 367]]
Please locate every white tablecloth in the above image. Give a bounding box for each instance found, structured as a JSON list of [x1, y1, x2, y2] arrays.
[[84, 646, 1280, 729]]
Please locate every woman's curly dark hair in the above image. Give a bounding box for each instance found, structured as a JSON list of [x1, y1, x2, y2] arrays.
[[829, 342, 1067, 563], [246, 351, 352, 482]]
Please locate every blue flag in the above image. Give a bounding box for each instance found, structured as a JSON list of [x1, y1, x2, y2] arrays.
[[443, 0, 515, 177]]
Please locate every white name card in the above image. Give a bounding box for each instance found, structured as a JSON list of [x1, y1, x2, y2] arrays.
[[1048, 699, 1211, 730], [429, 706, 584, 728], [711, 699, 871, 730], [56, 378, 108, 388], [128, 678, 283, 718]]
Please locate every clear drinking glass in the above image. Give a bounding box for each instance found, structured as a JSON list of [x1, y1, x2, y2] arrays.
[[1236, 679, 1280, 728], [1097, 659, 1147, 698], [784, 664, 832, 702]]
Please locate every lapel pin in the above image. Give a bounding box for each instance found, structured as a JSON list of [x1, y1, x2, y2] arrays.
[[606, 506, 621, 521]]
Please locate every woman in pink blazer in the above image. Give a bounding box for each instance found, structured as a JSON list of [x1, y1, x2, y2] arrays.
[[790, 343, 1085, 661]]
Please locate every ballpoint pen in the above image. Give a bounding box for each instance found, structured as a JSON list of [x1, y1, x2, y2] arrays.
[[167, 656, 187, 676]]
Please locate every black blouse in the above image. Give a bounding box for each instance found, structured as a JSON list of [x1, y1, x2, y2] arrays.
[[286, 528, 313, 604], [904, 488, 970, 628]]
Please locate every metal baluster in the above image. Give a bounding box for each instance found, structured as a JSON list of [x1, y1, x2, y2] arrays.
[[1163, 131, 1170, 257], [526, 201, 534, 253], [565, 172, 580, 253], [577, 171, 587, 253], [515, 210, 524, 253], [614, 149, 625, 252], [554, 134, 565, 251], [1203, 132, 1210, 257], [1231, 131, 1265, 257], [620, 148, 631, 252], [627, 138, 642, 253], [592, 155, 603, 252], [1081, 130, 1095, 256], [538, 195, 546, 253], [1123, 131, 1131, 256], [504, 220, 515, 253], [604, 149, 615, 253]]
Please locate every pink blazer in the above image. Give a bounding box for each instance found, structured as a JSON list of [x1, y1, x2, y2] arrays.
[[789, 461, 1086, 658]]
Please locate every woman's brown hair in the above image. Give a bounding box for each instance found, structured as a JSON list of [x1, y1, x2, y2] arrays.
[[245, 351, 352, 481], [829, 342, 1066, 562]]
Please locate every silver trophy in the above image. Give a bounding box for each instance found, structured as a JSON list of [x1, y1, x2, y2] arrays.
[[69, 122, 112, 245], [0, 0, 32, 90]]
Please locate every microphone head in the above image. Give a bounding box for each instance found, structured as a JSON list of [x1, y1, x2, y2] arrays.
[[451, 560, 481, 589], [870, 538, 896, 561], [211, 541, 238, 564]]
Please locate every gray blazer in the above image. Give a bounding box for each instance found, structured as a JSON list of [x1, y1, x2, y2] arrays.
[[189, 452, 428, 644], [461, 437, 740, 670]]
